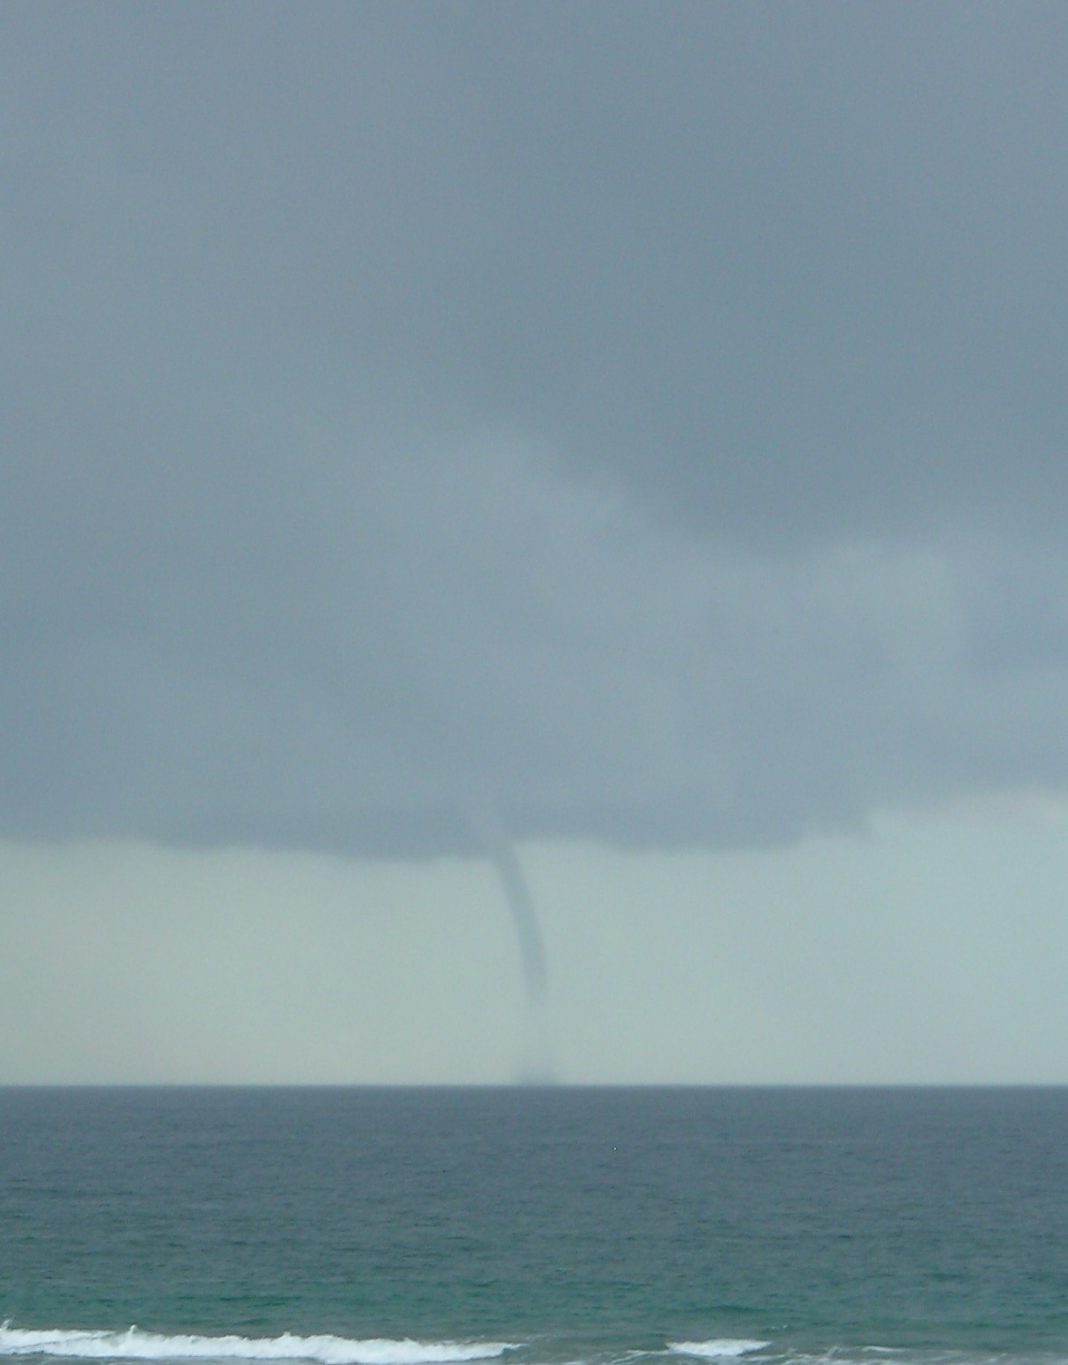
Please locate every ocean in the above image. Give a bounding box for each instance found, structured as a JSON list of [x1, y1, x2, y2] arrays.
[[2, 1088, 1067, 1365]]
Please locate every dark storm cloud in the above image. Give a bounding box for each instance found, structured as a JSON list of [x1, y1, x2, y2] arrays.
[[4, 2, 1068, 855]]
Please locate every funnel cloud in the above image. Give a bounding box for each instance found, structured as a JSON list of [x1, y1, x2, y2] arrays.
[[466, 803, 553, 1081], [467, 805, 548, 1006]]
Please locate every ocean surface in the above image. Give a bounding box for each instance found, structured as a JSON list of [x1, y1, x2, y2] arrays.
[[3, 1089, 1067, 1365]]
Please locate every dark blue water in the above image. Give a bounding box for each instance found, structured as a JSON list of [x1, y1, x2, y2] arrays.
[[3, 1089, 1068, 1365]]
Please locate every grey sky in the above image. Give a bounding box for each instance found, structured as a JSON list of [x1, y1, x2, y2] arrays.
[[7, 1, 1068, 859], [4, 4, 1068, 1082]]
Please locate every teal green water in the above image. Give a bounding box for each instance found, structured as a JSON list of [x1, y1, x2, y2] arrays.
[[3, 1088, 1068, 1365]]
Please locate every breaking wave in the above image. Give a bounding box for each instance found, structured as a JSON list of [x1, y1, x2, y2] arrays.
[[667, 1346, 770, 1361], [0, 1326, 518, 1365]]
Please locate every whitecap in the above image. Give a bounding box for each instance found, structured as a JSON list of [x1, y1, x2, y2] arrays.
[[667, 1344, 770, 1361], [0, 1325, 518, 1365]]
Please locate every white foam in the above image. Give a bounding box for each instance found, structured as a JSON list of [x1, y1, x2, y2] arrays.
[[0, 1326, 517, 1365], [668, 1345, 770, 1361]]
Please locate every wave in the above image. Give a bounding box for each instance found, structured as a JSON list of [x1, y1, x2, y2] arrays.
[[667, 1345, 770, 1361], [0, 1327, 518, 1365]]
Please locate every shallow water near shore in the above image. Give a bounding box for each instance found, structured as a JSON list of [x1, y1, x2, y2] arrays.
[[3, 1088, 1067, 1365]]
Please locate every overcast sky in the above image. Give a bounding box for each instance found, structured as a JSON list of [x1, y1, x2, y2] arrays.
[[4, 2, 1068, 1083]]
